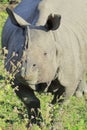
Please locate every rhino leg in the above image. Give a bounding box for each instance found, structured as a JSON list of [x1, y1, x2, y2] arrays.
[[62, 84, 78, 105], [51, 86, 65, 104], [13, 84, 43, 125], [47, 79, 65, 104], [75, 76, 87, 97]]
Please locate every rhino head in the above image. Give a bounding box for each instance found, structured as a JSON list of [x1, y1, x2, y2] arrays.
[[6, 8, 61, 90]]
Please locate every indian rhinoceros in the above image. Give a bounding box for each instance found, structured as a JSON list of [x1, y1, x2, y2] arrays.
[[2, 0, 87, 124]]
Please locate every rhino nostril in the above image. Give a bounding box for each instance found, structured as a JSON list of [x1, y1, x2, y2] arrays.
[[33, 64, 36, 67], [25, 60, 27, 63]]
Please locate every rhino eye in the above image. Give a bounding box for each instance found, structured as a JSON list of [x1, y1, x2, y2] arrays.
[[33, 64, 36, 67], [44, 52, 47, 56]]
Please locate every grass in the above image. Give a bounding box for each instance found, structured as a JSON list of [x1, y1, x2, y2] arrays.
[[0, 8, 87, 130], [0, 10, 7, 48]]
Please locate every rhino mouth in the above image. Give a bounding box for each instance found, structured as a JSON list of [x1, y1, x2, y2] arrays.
[[15, 74, 39, 90]]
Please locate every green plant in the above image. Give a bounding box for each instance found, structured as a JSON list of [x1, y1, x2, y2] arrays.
[[0, 0, 8, 3]]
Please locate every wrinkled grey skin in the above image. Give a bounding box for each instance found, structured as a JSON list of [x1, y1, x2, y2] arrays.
[[2, 0, 87, 124]]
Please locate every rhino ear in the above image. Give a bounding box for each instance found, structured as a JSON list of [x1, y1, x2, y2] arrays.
[[45, 14, 61, 31], [6, 8, 30, 27]]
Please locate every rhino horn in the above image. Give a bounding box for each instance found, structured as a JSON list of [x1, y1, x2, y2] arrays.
[[6, 8, 30, 27], [45, 13, 61, 31]]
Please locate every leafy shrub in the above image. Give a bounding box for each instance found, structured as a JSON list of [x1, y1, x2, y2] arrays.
[[0, 0, 8, 3]]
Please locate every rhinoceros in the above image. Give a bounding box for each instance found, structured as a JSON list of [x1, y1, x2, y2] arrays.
[[2, 0, 87, 124]]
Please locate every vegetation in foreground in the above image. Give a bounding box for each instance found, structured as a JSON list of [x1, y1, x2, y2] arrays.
[[0, 8, 87, 130]]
